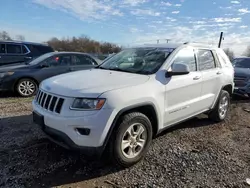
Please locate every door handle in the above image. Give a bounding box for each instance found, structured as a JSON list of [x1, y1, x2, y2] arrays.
[[193, 76, 201, 80], [217, 71, 222, 75]]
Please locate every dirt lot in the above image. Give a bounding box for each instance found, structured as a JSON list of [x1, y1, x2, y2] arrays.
[[0, 95, 250, 188]]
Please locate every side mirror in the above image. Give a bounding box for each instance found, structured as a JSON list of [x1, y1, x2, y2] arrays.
[[166, 63, 190, 77]]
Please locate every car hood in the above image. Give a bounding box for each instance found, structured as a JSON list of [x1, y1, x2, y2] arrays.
[[40, 69, 150, 98], [0, 63, 30, 72], [234, 67, 250, 77]]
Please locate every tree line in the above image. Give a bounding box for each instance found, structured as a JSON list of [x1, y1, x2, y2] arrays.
[[0, 31, 121, 54], [2, 30, 250, 59]]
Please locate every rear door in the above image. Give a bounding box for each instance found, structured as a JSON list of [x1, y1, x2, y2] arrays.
[[70, 54, 98, 72], [196, 49, 223, 109], [34, 54, 71, 82]]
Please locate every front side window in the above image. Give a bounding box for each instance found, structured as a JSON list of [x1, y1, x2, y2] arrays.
[[6, 44, 22, 54], [0, 43, 6, 53], [43, 55, 71, 67], [72, 55, 97, 65], [197, 49, 216, 71], [171, 48, 197, 72], [99, 47, 174, 74]]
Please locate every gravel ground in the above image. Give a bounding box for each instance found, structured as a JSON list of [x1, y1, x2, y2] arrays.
[[0, 95, 250, 188]]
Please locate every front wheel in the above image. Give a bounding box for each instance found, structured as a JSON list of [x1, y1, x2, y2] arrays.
[[209, 90, 230, 122], [107, 112, 153, 167], [16, 78, 37, 97]]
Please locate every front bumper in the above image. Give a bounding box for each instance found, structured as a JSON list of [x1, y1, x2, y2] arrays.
[[32, 100, 116, 155]]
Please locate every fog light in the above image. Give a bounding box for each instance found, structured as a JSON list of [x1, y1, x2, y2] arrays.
[[76, 128, 90, 135]]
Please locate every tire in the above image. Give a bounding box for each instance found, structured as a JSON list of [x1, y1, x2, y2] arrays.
[[106, 112, 153, 167], [16, 78, 38, 97], [209, 90, 230, 122]]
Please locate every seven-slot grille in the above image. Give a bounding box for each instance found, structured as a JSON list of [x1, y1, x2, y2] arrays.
[[234, 75, 248, 87], [35, 90, 65, 114]]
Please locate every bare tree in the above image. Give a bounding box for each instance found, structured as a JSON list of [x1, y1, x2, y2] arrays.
[[243, 45, 250, 57], [47, 35, 121, 54], [223, 48, 235, 61], [0, 31, 12, 40], [16, 35, 25, 41]]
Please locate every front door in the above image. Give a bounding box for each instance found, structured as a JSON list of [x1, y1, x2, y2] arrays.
[[35, 54, 71, 82], [164, 47, 203, 126], [4, 44, 26, 65]]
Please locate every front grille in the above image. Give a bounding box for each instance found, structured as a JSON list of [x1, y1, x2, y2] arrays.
[[35, 90, 65, 114]]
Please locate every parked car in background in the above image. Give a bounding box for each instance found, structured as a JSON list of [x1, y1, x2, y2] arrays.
[[0, 52, 100, 97], [232, 57, 250, 97], [32, 43, 234, 167], [0, 40, 54, 66]]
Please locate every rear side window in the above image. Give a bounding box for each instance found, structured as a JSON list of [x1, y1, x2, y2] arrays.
[[172, 48, 197, 72], [6, 44, 22, 54], [0, 43, 6, 53], [196, 49, 216, 71]]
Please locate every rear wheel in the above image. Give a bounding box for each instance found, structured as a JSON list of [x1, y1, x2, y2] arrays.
[[16, 78, 37, 97], [106, 112, 153, 167], [209, 90, 230, 122]]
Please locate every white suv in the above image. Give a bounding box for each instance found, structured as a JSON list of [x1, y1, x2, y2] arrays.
[[32, 43, 234, 167]]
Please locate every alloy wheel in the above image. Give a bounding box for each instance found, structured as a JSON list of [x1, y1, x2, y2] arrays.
[[121, 123, 147, 159]]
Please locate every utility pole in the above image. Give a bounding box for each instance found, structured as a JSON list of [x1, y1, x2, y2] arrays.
[[165, 39, 171, 43], [218, 32, 224, 48]]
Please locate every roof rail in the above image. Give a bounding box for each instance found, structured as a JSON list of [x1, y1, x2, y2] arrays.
[[0, 40, 49, 46], [183, 41, 215, 47]]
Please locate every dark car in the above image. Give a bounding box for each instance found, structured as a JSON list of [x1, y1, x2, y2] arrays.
[[0, 40, 54, 66], [0, 52, 100, 97], [232, 57, 250, 97]]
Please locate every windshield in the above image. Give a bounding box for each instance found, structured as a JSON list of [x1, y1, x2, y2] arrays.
[[233, 58, 250, 69], [99, 47, 174, 74], [28, 53, 54, 65]]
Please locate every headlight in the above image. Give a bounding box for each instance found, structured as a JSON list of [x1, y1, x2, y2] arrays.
[[0, 72, 14, 78], [71, 98, 106, 110]]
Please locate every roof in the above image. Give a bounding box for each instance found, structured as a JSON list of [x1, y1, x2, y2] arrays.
[[0, 40, 50, 46], [131, 42, 215, 49], [132, 43, 182, 49]]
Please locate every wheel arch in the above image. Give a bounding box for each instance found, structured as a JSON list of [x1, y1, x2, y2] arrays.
[[102, 102, 159, 151], [211, 83, 233, 109], [14, 77, 39, 94]]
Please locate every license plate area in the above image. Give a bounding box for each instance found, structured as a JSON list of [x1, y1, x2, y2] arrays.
[[33, 111, 45, 129]]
